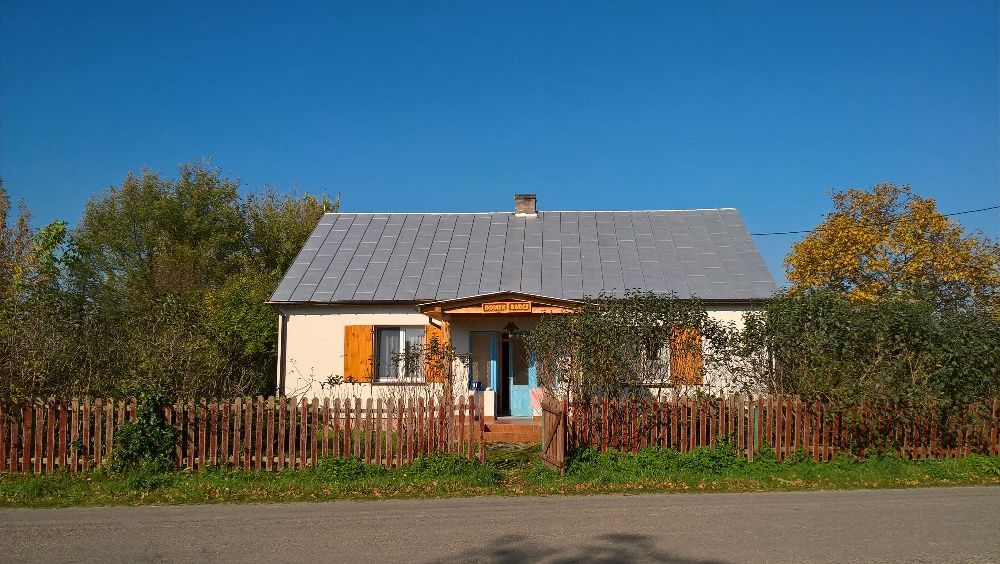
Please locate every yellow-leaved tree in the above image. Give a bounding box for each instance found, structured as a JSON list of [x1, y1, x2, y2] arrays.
[[785, 183, 1000, 311]]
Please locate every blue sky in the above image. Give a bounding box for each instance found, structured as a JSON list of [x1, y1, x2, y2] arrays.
[[2, 1, 998, 285]]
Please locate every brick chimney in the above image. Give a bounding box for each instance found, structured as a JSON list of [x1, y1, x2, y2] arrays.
[[514, 193, 537, 216]]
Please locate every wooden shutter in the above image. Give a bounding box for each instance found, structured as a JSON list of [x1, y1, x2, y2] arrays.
[[423, 323, 448, 383], [669, 327, 703, 385], [344, 325, 374, 382]]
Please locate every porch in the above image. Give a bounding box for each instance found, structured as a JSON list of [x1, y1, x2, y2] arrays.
[[419, 291, 580, 421]]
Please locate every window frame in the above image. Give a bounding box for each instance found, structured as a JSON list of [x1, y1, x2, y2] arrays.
[[374, 326, 426, 383]]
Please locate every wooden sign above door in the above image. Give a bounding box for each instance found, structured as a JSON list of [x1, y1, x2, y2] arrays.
[[482, 301, 532, 313]]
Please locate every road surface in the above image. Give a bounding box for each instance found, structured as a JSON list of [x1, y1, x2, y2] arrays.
[[2, 487, 998, 563]]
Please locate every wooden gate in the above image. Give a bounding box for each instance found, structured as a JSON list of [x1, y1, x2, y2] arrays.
[[541, 396, 566, 474]]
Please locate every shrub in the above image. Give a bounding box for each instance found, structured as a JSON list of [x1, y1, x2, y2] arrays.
[[109, 394, 178, 474]]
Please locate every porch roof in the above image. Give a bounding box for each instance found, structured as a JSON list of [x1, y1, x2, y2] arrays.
[[417, 291, 582, 321]]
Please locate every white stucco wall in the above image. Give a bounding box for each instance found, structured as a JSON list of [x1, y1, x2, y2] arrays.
[[277, 302, 764, 413]]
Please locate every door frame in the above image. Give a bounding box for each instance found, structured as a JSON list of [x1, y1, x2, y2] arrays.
[[468, 329, 536, 417]]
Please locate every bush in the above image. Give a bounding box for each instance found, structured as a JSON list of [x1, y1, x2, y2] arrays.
[[109, 394, 178, 474], [747, 290, 1000, 409]]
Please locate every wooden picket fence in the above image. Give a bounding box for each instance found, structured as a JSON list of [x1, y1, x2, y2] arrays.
[[563, 396, 1000, 463], [0, 395, 485, 474]]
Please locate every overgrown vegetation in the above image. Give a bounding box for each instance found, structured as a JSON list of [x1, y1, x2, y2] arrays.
[[736, 290, 1000, 410], [109, 395, 178, 473], [1, 164, 337, 401], [526, 291, 720, 400], [525, 288, 1000, 417], [2, 444, 997, 508]]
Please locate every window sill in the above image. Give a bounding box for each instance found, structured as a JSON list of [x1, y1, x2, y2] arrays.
[[372, 381, 428, 386]]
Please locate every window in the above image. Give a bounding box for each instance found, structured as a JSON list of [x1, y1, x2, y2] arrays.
[[376, 327, 425, 381]]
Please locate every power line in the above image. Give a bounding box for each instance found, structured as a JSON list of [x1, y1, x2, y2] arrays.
[[750, 204, 1000, 236]]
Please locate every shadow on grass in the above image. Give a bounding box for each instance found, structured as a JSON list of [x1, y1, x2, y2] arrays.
[[430, 532, 725, 564]]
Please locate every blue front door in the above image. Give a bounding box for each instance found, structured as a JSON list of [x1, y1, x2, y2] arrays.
[[508, 336, 536, 417]]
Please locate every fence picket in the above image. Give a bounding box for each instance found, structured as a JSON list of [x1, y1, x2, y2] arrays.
[[45, 402, 55, 474], [78, 400, 88, 472], [287, 398, 297, 468], [241, 398, 251, 471], [219, 401, 230, 467], [195, 400, 205, 470], [375, 398, 384, 467], [353, 398, 362, 460], [58, 401, 68, 471], [993, 399, 999, 456], [278, 396, 287, 470], [386, 398, 395, 467], [332, 398, 342, 458], [344, 398, 353, 459], [321, 397, 330, 459], [91, 399, 103, 469], [478, 395, 486, 462], [0, 404, 6, 473]]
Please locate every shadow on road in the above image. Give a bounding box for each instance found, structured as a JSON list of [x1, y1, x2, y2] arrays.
[[430, 533, 727, 564]]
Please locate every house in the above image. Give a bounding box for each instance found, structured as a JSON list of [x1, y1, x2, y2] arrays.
[[268, 194, 776, 417]]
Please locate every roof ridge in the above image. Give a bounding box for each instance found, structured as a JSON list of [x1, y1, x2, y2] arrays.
[[323, 208, 739, 216]]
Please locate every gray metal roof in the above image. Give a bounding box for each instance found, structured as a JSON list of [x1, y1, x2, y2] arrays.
[[269, 209, 777, 303]]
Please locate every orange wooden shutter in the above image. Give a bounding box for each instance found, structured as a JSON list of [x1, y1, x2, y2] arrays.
[[423, 323, 448, 383], [670, 327, 703, 385], [344, 325, 374, 382]]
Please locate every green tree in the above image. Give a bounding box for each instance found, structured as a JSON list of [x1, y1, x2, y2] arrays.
[[1, 163, 337, 401], [526, 291, 729, 400]]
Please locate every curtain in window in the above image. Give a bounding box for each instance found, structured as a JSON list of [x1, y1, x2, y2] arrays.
[[403, 327, 424, 379], [378, 328, 400, 380]]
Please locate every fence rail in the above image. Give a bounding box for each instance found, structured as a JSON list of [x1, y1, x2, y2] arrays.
[[566, 396, 1000, 463], [0, 395, 486, 474]]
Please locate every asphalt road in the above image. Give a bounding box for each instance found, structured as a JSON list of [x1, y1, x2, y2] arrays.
[[2, 487, 998, 563]]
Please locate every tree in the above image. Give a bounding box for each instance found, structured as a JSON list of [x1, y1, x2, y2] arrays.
[[525, 291, 730, 400], [785, 183, 1000, 312], [1, 163, 338, 401]]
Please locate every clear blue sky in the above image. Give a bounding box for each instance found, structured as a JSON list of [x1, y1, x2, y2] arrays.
[[2, 1, 998, 285]]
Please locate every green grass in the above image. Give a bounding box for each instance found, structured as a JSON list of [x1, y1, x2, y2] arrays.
[[2, 445, 999, 508]]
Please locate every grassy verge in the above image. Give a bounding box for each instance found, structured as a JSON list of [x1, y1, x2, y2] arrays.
[[2, 444, 999, 508]]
